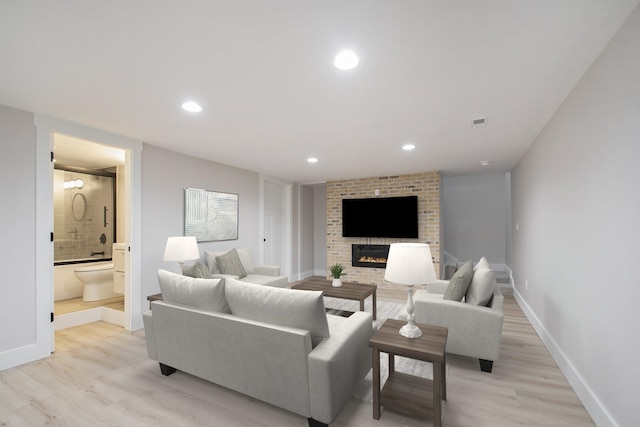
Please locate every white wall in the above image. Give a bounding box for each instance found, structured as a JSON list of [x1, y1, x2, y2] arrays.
[[313, 184, 327, 276], [299, 185, 315, 279], [140, 144, 261, 299], [511, 5, 640, 426], [442, 173, 509, 265], [0, 105, 36, 362]]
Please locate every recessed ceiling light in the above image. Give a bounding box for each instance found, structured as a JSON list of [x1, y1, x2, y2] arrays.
[[480, 160, 493, 166], [182, 101, 202, 113], [307, 157, 318, 164], [402, 143, 416, 151], [334, 50, 359, 70]]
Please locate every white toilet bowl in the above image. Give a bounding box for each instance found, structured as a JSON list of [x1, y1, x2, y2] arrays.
[[74, 263, 117, 302]]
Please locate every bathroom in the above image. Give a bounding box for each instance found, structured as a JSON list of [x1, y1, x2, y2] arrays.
[[53, 133, 128, 330]]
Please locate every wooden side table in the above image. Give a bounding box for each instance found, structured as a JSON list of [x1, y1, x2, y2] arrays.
[[369, 319, 448, 426]]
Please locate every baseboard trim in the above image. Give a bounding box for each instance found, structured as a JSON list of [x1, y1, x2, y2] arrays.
[[513, 289, 616, 427], [55, 307, 124, 331]]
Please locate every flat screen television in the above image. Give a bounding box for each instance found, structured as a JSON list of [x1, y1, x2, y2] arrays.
[[342, 195, 419, 238]]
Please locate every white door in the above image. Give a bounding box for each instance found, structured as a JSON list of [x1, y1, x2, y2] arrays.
[[263, 181, 285, 267]]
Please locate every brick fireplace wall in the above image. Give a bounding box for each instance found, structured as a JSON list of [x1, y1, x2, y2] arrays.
[[326, 172, 441, 290]]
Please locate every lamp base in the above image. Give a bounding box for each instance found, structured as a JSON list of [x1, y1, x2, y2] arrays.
[[399, 322, 422, 339]]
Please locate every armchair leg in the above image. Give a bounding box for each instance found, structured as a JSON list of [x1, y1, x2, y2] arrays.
[[308, 418, 328, 427], [479, 359, 493, 373], [159, 363, 177, 376]]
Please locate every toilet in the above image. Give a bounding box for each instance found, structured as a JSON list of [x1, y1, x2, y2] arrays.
[[74, 263, 118, 302]]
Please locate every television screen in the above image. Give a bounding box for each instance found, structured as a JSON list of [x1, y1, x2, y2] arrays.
[[342, 196, 419, 238]]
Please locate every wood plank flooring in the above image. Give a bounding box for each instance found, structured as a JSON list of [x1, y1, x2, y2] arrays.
[[0, 291, 594, 426]]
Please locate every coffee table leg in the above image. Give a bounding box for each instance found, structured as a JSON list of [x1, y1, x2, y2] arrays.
[[373, 348, 381, 419], [433, 361, 442, 427]]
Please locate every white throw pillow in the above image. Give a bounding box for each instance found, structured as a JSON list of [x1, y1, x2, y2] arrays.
[[157, 269, 230, 313], [204, 250, 226, 274], [465, 257, 497, 306], [225, 277, 330, 346], [235, 247, 255, 274]]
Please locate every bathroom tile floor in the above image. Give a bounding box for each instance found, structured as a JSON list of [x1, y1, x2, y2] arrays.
[[54, 296, 124, 315]]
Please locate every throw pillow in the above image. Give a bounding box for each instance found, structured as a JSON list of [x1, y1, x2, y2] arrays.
[[216, 249, 247, 278], [235, 247, 255, 274], [224, 277, 330, 347], [465, 257, 497, 306], [443, 260, 473, 301], [182, 261, 213, 279], [157, 269, 230, 313], [204, 250, 225, 274]]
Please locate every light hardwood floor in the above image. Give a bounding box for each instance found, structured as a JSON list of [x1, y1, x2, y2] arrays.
[[0, 291, 594, 426], [54, 296, 125, 315]]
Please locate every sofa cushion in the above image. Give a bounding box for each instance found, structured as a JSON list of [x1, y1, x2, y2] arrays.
[[204, 250, 226, 274], [225, 277, 330, 346], [157, 269, 230, 313], [236, 247, 255, 274], [465, 257, 497, 306], [216, 249, 247, 279], [443, 260, 473, 301], [181, 261, 213, 279]]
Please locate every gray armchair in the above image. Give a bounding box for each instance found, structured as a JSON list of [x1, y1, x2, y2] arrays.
[[413, 280, 504, 373]]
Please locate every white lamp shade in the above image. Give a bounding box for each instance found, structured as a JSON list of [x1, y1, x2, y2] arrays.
[[163, 236, 200, 262], [384, 243, 437, 285]]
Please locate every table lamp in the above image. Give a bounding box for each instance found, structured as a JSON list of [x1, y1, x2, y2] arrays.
[[384, 243, 437, 339], [163, 236, 200, 270]]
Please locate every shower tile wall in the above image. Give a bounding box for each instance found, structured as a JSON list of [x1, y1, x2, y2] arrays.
[[54, 170, 115, 262]]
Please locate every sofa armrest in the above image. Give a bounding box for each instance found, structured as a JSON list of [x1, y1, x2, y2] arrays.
[[142, 310, 158, 360], [307, 311, 373, 424], [414, 293, 503, 361], [210, 273, 240, 280], [253, 265, 281, 276]]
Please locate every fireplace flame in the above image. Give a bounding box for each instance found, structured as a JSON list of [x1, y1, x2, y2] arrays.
[[359, 256, 387, 264]]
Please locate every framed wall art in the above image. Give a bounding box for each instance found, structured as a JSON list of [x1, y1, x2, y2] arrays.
[[184, 187, 238, 242]]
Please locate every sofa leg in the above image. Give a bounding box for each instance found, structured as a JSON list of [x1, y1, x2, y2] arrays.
[[307, 418, 328, 427], [159, 363, 177, 376], [479, 359, 493, 373]]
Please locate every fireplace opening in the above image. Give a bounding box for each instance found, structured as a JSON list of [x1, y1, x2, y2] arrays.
[[352, 244, 390, 269]]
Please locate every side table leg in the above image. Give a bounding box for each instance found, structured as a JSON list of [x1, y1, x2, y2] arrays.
[[373, 348, 381, 420], [442, 353, 447, 401], [372, 289, 377, 320], [433, 361, 442, 427]]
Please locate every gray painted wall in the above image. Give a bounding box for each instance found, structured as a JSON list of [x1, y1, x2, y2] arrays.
[[0, 105, 36, 354], [442, 173, 509, 265], [140, 144, 261, 298], [511, 5, 640, 426]]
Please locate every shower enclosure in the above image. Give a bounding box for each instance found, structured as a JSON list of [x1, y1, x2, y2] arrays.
[[53, 167, 116, 264]]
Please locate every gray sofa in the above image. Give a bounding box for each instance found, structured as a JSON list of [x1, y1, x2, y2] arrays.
[[204, 247, 288, 287], [143, 271, 373, 426], [413, 258, 504, 373]]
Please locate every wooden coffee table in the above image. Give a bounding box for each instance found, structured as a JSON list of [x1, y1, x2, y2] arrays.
[[291, 277, 377, 320], [369, 319, 448, 426]]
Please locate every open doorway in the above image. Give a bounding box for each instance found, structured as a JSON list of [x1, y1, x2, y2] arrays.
[[52, 133, 127, 331]]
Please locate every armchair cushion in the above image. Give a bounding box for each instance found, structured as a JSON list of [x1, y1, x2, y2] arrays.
[[465, 257, 497, 306], [443, 260, 473, 301], [225, 278, 330, 346], [157, 269, 230, 313], [216, 248, 247, 279]]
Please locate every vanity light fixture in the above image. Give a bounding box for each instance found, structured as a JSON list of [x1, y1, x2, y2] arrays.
[[182, 101, 203, 113], [63, 178, 84, 190], [334, 50, 359, 70]]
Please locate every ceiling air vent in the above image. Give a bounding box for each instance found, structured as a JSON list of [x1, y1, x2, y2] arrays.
[[472, 117, 487, 129]]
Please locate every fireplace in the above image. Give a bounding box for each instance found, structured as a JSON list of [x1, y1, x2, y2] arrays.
[[351, 244, 390, 269]]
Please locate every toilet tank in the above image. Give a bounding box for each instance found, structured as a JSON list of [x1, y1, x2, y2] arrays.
[[113, 243, 125, 294]]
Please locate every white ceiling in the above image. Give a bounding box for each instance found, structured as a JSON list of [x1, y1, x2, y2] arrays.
[[1, 1, 637, 182]]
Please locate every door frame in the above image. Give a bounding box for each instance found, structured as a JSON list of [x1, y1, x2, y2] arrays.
[[34, 115, 143, 356]]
